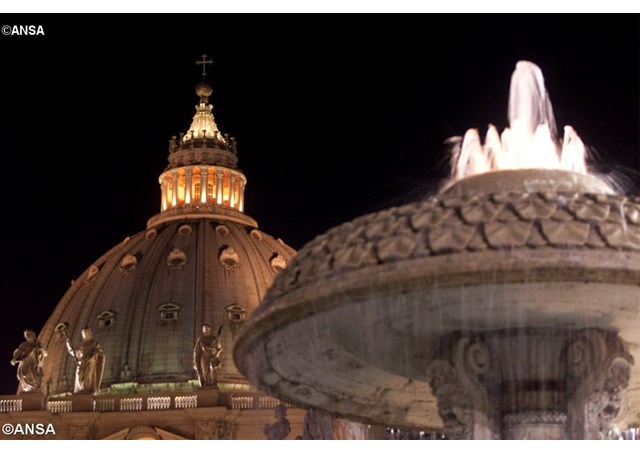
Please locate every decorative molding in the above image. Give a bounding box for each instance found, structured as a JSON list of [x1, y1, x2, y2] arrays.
[[119, 254, 138, 274], [157, 303, 180, 321], [219, 246, 240, 270], [270, 254, 287, 273], [267, 192, 640, 296], [86, 264, 100, 282], [126, 425, 158, 440], [503, 411, 567, 426], [69, 424, 92, 440], [167, 248, 187, 270], [178, 224, 193, 236], [97, 310, 117, 328], [225, 303, 246, 338], [195, 420, 235, 440], [566, 330, 634, 439], [425, 358, 475, 440], [215, 224, 229, 236], [195, 421, 215, 440]]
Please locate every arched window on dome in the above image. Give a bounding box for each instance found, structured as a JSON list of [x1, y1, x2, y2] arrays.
[[98, 310, 117, 329], [207, 183, 214, 200], [158, 303, 180, 322], [225, 303, 247, 339], [193, 183, 201, 201], [167, 179, 174, 208]]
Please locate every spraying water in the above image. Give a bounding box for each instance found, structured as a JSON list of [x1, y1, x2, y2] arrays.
[[451, 61, 589, 182]]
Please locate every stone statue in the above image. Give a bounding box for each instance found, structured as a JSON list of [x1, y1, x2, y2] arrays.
[[264, 404, 291, 440], [229, 136, 238, 154], [11, 330, 47, 393], [65, 328, 105, 395], [193, 324, 223, 388], [302, 408, 333, 439]]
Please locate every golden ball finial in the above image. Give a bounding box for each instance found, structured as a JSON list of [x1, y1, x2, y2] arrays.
[[196, 79, 213, 99]]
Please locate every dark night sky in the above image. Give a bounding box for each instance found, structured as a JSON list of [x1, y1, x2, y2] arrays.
[[0, 15, 638, 394]]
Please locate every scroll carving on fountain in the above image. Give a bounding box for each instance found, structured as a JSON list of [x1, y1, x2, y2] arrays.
[[567, 330, 634, 440], [425, 329, 635, 439], [425, 336, 495, 439], [234, 61, 639, 439]]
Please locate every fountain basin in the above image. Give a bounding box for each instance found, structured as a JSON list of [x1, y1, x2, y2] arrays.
[[234, 169, 640, 437], [441, 169, 615, 196]]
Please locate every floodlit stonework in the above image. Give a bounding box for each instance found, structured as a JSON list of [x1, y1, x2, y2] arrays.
[[0, 56, 306, 440]]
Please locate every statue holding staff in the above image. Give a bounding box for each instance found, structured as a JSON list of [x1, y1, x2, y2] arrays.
[[57, 324, 105, 395]]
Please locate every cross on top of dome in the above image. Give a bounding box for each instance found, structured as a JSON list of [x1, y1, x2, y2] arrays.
[[195, 54, 215, 101], [196, 54, 214, 78]]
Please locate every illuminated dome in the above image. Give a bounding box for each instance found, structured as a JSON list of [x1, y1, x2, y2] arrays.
[[37, 63, 295, 396]]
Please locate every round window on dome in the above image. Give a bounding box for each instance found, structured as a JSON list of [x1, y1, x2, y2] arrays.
[[146, 228, 157, 239], [270, 253, 287, 273], [158, 303, 180, 322], [98, 310, 117, 329], [225, 303, 247, 324], [167, 248, 187, 270], [215, 224, 229, 236], [119, 254, 138, 274], [219, 245, 240, 271], [178, 224, 192, 236]]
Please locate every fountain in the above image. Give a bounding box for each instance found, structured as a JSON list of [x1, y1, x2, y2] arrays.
[[234, 62, 640, 439]]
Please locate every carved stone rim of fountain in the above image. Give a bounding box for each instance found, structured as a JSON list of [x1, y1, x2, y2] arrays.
[[441, 168, 615, 197], [233, 167, 640, 435], [236, 168, 640, 343]]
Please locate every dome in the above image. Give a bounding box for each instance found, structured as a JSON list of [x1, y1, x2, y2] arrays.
[[40, 218, 294, 395], [36, 62, 296, 396]]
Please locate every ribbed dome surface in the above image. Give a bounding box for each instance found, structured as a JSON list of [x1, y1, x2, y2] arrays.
[[38, 217, 295, 396]]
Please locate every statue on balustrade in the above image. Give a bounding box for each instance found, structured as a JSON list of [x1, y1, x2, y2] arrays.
[[264, 404, 291, 440], [65, 328, 105, 395], [10, 329, 47, 393], [193, 324, 223, 388]]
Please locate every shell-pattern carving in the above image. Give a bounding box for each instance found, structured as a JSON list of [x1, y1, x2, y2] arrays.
[[512, 197, 557, 220], [484, 221, 531, 248], [264, 191, 640, 301], [460, 202, 503, 224], [429, 224, 476, 254], [333, 243, 377, 270], [540, 220, 591, 246]]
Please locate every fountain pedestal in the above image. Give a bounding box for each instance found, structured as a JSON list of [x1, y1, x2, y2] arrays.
[[427, 328, 633, 439]]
